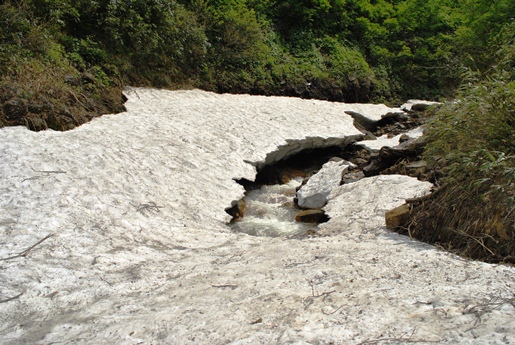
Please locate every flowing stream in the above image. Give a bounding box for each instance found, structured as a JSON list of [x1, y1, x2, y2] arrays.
[[227, 147, 346, 238], [229, 177, 318, 238], [228, 116, 427, 238]]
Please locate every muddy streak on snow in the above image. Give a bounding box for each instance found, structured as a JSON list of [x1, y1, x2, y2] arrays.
[[0, 88, 514, 344]]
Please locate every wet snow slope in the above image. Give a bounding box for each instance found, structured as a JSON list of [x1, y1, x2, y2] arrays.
[[0, 88, 514, 344]]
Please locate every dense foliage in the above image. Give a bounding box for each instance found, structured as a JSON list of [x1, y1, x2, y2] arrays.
[[2, 0, 514, 130], [403, 21, 515, 263]]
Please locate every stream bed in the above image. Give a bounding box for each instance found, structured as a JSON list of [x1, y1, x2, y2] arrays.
[[229, 178, 317, 238], [227, 110, 429, 238]]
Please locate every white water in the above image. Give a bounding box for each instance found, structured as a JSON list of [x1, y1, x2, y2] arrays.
[[230, 178, 316, 238]]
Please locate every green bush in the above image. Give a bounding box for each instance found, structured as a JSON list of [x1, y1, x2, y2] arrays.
[[402, 21, 515, 263], [3, 0, 515, 131]]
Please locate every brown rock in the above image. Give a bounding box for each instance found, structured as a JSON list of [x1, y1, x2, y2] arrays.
[[385, 204, 411, 230], [295, 209, 329, 224], [225, 199, 246, 222]]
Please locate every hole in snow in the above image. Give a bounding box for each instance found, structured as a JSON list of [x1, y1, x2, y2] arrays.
[[226, 145, 369, 238], [228, 177, 319, 238]]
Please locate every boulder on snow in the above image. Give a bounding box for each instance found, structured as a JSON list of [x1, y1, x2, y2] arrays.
[[385, 203, 411, 230], [297, 159, 355, 209], [295, 209, 329, 223]]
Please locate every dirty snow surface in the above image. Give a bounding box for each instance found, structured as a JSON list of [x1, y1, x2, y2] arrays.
[[1, 88, 514, 345]]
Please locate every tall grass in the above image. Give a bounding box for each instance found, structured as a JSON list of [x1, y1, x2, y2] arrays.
[[400, 23, 515, 262]]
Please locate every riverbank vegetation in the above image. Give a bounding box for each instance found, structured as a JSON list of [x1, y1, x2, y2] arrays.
[[1, 0, 514, 261], [2, 0, 512, 129], [402, 20, 515, 263]]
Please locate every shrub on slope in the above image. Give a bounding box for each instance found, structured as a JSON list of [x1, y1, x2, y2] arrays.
[[399, 23, 515, 263]]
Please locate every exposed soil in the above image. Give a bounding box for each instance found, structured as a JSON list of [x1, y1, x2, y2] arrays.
[[0, 81, 126, 131]]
